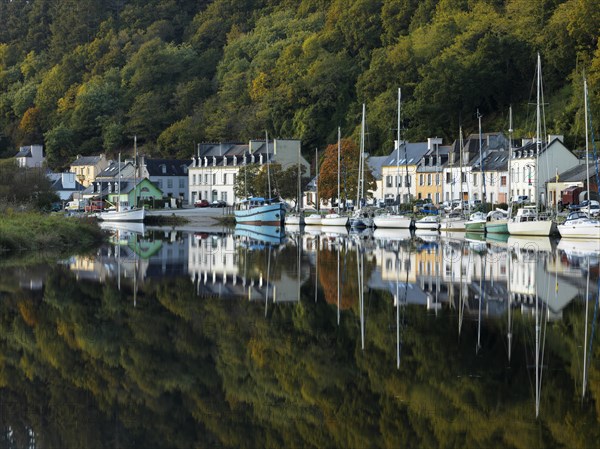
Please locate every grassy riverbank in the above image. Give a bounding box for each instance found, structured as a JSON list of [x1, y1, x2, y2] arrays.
[[0, 212, 105, 252]]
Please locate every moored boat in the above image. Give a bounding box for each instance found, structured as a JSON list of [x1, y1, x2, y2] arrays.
[[234, 197, 286, 225], [321, 213, 349, 227], [557, 211, 600, 238], [304, 213, 322, 226], [464, 211, 486, 233], [415, 215, 440, 230], [97, 206, 146, 222], [485, 209, 509, 234], [373, 213, 413, 229]]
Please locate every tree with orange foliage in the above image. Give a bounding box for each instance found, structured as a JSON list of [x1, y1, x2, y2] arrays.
[[317, 137, 376, 208]]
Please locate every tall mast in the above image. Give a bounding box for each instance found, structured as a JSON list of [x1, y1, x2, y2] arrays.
[[265, 131, 271, 200], [297, 140, 301, 212], [458, 126, 465, 215], [337, 127, 341, 212], [536, 53, 542, 214], [315, 147, 319, 212], [508, 107, 513, 217], [585, 78, 590, 205], [134, 135, 138, 208], [396, 88, 401, 211], [478, 109, 486, 204], [357, 103, 366, 208]]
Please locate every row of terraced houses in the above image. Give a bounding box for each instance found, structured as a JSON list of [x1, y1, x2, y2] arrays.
[[14, 131, 591, 209]]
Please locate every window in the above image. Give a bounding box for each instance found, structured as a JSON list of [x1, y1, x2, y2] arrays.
[[233, 174, 237, 185], [221, 192, 227, 202], [397, 176, 401, 187], [461, 173, 466, 183], [419, 174, 424, 186], [473, 173, 478, 186], [156, 180, 162, 189], [213, 174, 217, 185], [386, 176, 392, 188], [179, 179, 185, 188], [192, 174, 196, 185], [223, 174, 227, 185], [501, 175, 507, 186], [204, 174, 208, 184], [446, 172, 451, 183], [167, 179, 173, 188], [435, 173, 439, 185], [427, 174, 432, 186]]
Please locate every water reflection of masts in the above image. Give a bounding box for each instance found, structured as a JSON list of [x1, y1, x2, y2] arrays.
[[358, 242, 365, 350], [337, 240, 340, 326], [507, 250, 512, 363], [583, 257, 590, 399], [265, 245, 272, 317]]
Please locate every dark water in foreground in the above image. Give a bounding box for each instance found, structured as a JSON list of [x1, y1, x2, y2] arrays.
[[1, 223, 599, 448]]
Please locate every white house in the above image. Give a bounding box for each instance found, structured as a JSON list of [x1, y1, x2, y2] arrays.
[[15, 145, 44, 168], [510, 135, 578, 207], [189, 139, 309, 206]]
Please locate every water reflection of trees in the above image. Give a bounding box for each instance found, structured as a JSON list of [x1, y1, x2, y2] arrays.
[[0, 261, 598, 448]]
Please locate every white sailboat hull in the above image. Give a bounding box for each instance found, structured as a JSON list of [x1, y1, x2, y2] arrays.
[[415, 217, 440, 230], [304, 214, 322, 225], [507, 219, 557, 236], [373, 215, 413, 229], [321, 214, 348, 226], [439, 217, 466, 231], [285, 214, 305, 225], [97, 208, 146, 222]]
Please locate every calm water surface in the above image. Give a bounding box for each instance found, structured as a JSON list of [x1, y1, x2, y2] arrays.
[[1, 223, 599, 448]]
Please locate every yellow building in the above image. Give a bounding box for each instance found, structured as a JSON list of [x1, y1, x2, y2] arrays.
[[69, 154, 109, 187], [380, 141, 430, 205]]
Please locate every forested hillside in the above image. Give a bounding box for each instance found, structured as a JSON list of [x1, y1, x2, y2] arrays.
[[0, 0, 598, 168]]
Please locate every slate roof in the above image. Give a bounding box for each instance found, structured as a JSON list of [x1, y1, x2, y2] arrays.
[[97, 161, 133, 177], [143, 159, 191, 176], [554, 163, 589, 182], [366, 156, 389, 180], [49, 176, 85, 192], [383, 142, 430, 167], [15, 147, 32, 158], [198, 143, 249, 157], [70, 155, 104, 166]]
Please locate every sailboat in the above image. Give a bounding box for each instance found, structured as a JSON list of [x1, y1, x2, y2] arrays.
[[350, 104, 374, 228], [285, 139, 305, 226], [235, 132, 286, 225], [558, 77, 600, 238], [305, 148, 323, 225], [465, 112, 487, 234], [440, 127, 467, 231], [97, 149, 146, 222], [322, 127, 349, 226], [508, 54, 558, 236], [374, 88, 413, 229], [486, 107, 513, 234]]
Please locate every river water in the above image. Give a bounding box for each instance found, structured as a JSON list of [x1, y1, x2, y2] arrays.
[[1, 223, 599, 448]]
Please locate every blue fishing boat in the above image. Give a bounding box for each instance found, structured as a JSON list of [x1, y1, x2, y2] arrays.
[[234, 197, 286, 225]]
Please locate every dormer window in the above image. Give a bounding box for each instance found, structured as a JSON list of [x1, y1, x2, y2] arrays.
[[161, 164, 166, 174], [212, 156, 216, 166], [233, 156, 237, 166]]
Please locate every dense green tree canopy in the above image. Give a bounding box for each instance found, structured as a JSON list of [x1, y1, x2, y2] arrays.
[[0, 0, 597, 167]]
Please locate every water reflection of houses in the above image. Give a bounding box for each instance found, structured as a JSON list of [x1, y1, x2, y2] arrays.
[[188, 231, 310, 302]]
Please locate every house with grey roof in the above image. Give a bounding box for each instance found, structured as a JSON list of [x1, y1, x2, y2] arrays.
[[189, 139, 309, 206], [47, 172, 85, 201], [138, 157, 191, 202], [69, 154, 109, 187], [511, 135, 578, 207], [380, 140, 430, 205], [15, 145, 45, 168]]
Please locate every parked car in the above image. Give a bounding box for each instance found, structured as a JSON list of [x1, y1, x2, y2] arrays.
[[579, 200, 600, 216], [194, 199, 210, 208], [514, 195, 529, 205], [569, 200, 600, 213], [210, 200, 227, 208]]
